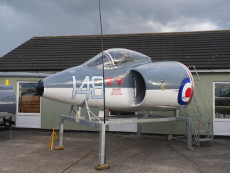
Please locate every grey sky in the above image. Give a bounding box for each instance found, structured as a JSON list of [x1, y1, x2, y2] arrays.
[[0, 0, 229, 57]]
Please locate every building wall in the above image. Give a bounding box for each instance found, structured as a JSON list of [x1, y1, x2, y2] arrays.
[[0, 73, 229, 134], [41, 98, 97, 131]]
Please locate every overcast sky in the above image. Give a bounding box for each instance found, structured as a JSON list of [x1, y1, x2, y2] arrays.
[[0, 0, 230, 57]]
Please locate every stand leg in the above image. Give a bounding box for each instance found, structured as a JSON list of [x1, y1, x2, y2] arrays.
[[186, 118, 193, 150], [56, 118, 64, 150], [137, 123, 141, 136], [99, 123, 105, 164], [95, 123, 110, 170], [76, 106, 81, 122]]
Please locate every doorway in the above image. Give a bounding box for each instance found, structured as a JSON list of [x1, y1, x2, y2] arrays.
[[16, 81, 41, 128], [213, 82, 230, 136]]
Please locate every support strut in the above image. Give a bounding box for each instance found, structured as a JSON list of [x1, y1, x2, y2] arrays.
[[95, 123, 110, 170]]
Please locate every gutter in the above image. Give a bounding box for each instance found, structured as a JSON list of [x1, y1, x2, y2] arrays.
[[0, 72, 51, 78], [190, 69, 230, 73]]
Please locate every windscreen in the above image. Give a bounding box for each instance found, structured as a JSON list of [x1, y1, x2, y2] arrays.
[[107, 48, 151, 67], [85, 48, 151, 69], [85, 53, 112, 68]]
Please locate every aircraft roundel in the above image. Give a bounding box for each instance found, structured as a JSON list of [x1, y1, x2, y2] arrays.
[[177, 77, 193, 105]]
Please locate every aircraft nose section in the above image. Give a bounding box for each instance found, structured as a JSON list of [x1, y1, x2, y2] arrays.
[[36, 79, 44, 96]]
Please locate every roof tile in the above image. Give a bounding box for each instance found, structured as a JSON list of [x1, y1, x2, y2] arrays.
[[0, 30, 230, 71]]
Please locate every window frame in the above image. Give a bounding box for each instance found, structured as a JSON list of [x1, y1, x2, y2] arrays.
[[17, 81, 41, 116], [213, 82, 230, 121]]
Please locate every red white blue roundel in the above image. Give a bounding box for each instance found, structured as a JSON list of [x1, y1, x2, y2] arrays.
[[178, 78, 193, 105]]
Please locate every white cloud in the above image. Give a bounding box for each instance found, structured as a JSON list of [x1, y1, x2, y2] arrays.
[[147, 17, 219, 32]]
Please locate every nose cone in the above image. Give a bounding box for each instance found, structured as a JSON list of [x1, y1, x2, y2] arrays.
[[36, 80, 44, 96]]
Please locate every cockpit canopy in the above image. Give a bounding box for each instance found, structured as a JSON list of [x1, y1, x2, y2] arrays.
[[85, 48, 152, 69]]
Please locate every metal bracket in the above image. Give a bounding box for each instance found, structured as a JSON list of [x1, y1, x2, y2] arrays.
[[84, 99, 101, 122]]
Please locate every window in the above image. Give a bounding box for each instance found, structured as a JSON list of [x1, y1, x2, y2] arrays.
[[106, 48, 151, 68], [18, 82, 40, 113], [85, 54, 112, 68], [214, 82, 230, 119], [84, 49, 152, 69]]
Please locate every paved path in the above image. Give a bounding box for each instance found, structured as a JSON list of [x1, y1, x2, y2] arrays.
[[0, 129, 229, 173]]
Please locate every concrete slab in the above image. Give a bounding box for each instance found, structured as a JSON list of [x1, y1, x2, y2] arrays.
[[0, 129, 229, 173]]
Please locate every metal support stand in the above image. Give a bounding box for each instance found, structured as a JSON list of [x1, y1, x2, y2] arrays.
[[57, 112, 193, 169], [95, 123, 110, 170], [99, 123, 105, 164], [137, 123, 141, 136], [56, 118, 64, 150], [75, 106, 81, 122], [168, 110, 179, 141], [186, 118, 193, 150]]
